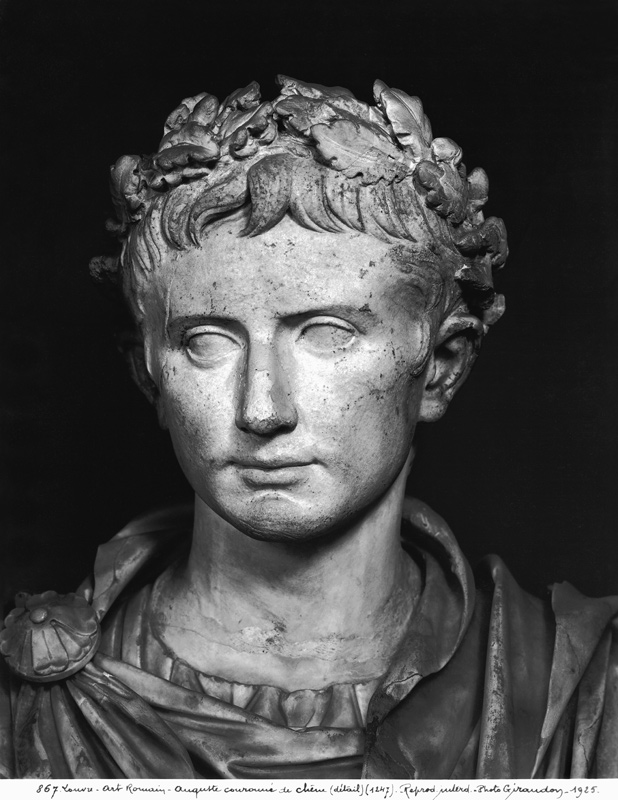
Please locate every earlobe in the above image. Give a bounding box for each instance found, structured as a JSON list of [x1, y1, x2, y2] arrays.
[[419, 313, 484, 422]]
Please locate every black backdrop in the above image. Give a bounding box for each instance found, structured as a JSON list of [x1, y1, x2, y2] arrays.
[[1, 0, 617, 609]]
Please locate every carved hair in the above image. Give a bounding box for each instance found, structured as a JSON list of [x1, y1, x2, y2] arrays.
[[92, 76, 508, 330]]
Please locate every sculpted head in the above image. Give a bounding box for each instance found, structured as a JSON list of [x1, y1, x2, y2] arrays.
[[93, 76, 508, 542]]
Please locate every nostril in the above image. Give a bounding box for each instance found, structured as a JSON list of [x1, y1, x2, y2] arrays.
[[236, 358, 298, 433], [240, 412, 295, 437], [237, 405, 299, 436]]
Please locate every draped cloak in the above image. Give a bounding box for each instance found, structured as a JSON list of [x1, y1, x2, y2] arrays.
[[1, 498, 617, 780]]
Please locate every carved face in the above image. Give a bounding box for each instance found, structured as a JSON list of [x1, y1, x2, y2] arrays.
[[141, 215, 444, 541]]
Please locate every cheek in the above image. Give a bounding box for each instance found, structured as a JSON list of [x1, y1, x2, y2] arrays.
[[339, 330, 427, 412], [301, 345, 424, 453], [349, 373, 422, 454], [158, 360, 234, 458]]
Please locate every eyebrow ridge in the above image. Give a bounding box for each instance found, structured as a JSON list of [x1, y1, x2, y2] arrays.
[[276, 304, 378, 322], [167, 305, 378, 336]]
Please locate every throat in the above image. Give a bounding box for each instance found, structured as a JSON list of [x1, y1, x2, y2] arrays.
[[152, 550, 420, 690], [152, 461, 419, 691]]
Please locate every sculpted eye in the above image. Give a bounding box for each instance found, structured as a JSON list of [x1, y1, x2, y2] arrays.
[[299, 321, 356, 352], [185, 330, 240, 363]]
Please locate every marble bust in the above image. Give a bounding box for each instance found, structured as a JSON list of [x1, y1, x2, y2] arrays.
[[0, 76, 616, 780]]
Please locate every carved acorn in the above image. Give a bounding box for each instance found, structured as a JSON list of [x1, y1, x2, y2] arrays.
[[0, 590, 100, 682]]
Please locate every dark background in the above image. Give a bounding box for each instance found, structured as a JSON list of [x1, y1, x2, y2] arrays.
[[1, 0, 616, 609]]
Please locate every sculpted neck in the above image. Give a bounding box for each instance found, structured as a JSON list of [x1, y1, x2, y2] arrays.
[[158, 451, 419, 690]]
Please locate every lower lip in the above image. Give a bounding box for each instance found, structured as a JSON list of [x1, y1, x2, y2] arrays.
[[237, 465, 311, 487]]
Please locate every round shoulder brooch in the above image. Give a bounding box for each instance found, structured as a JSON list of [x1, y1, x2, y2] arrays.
[[0, 591, 100, 682]]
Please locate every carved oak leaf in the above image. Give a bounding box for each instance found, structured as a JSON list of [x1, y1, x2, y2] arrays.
[[249, 106, 278, 143], [222, 81, 262, 111], [226, 103, 277, 159], [214, 82, 262, 135], [217, 108, 259, 142], [431, 137, 462, 165], [454, 261, 494, 300], [275, 95, 386, 141], [277, 74, 356, 100], [332, 96, 387, 129], [414, 160, 468, 224], [158, 121, 220, 154], [274, 96, 340, 137], [312, 120, 408, 185], [466, 167, 489, 220], [109, 154, 146, 224], [455, 217, 509, 268], [155, 142, 220, 172], [188, 93, 220, 127], [163, 92, 209, 134], [276, 79, 386, 132], [374, 81, 432, 160]]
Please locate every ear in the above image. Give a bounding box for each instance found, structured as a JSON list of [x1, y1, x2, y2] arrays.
[[120, 333, 169, 429], [419, 312, 484, 422]]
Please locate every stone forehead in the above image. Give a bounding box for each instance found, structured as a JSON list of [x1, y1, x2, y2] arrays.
[[150, 218, 443, 320]]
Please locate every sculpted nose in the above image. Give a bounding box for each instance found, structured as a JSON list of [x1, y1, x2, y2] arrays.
[[236, 347, 298, 436]]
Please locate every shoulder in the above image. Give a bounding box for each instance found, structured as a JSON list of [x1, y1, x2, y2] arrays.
[[474, 552, 618, 660], [386, 501, 618, 778], [0, 629, 14, 778], [472, 553, 618, 777]]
